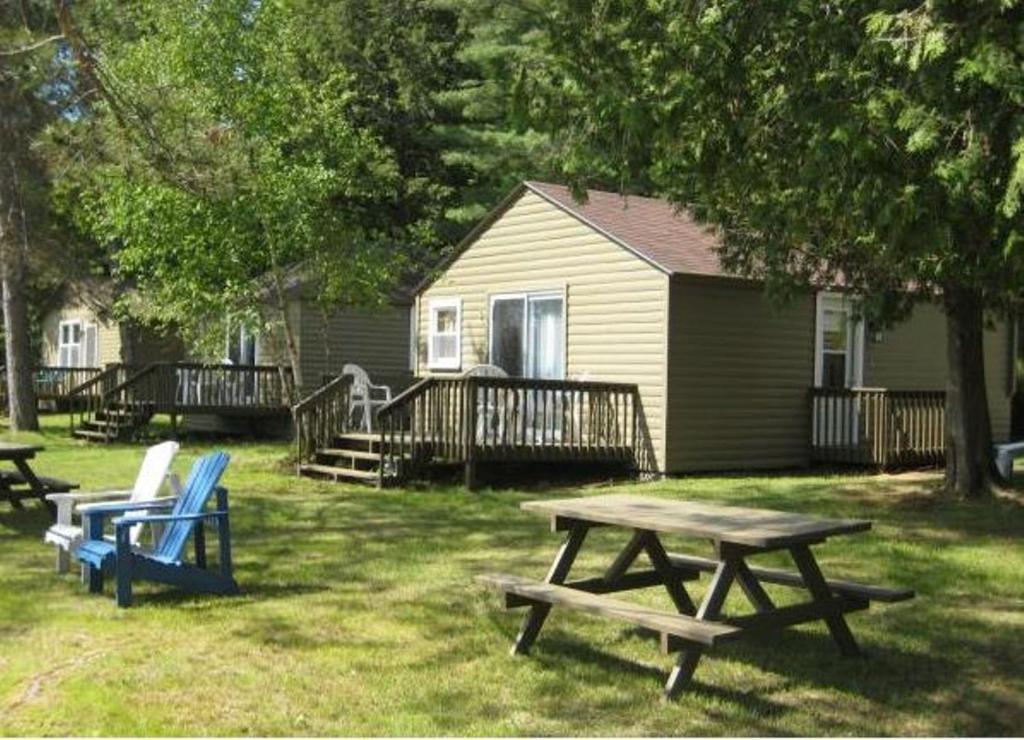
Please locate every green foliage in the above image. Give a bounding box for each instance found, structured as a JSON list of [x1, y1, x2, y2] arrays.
[[525, 0, 1024, 319], [433, 0, 560, 229], [49, 0, 402, 350]]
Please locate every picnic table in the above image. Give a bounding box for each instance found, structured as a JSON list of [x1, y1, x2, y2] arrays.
[[479, 494, 914, 699], [0, 442, 78, 517]]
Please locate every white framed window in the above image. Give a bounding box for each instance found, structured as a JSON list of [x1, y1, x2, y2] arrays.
[[428, 298, 462, 370], [58, 320, 83, 367], [489, 291, 565, 379], [814, 292, 864, 388]]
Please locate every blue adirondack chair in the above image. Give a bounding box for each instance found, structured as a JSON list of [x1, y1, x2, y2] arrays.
[[76, 451, 237, 607]]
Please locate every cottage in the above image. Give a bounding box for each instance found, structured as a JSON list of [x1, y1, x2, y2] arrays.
[[242, 265, 414, 396], [30, 281, 183, 408], [411, 181, 1014, 475]]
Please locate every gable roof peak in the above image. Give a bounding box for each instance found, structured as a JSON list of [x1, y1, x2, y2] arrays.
[[523, 181, 728, 278]]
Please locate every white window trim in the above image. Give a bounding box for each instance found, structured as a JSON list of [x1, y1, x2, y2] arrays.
[[488, 290, 567, 379], [58, 319, 83, 367], [814, 291, 865, 388], [427, 298, 462, 371], [409, 301, 418, 373]]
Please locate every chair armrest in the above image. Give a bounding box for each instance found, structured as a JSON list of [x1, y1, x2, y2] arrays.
[[76, 499, 176, 515], [114, 511, 227, 527], [45, 490, 132, 504], [368, 383, 392, 401]]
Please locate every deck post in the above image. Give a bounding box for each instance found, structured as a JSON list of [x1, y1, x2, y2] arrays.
[[464, 377, 478, 491]]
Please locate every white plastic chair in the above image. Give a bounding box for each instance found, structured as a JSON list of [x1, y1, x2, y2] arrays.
[[343, 364, 392, 433], [464, 364, 509, 444], [44, 440, 182, 574]]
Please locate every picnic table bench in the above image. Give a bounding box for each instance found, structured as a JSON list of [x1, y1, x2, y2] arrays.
[[0, 442, 78, 516], [479, 494, 913, 699]]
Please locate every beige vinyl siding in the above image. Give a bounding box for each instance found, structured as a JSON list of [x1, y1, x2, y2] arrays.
[[295, 302, 412, 393], [41, 303, 121, 366], [865, 302, 1013, 441], [664, 279, 815, 472], [417, 190, 671, 470]]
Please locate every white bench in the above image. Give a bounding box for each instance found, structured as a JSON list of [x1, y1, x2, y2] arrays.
[[995, 442, 1024, 480]]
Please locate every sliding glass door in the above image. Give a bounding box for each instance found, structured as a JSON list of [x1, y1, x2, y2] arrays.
[[489, 292, 564, 379]]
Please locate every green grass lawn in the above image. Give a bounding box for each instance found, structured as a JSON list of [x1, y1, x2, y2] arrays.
[[1, 415, 1022, 736]]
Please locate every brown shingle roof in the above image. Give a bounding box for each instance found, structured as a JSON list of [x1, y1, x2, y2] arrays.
[[525, 181, 728, 277]]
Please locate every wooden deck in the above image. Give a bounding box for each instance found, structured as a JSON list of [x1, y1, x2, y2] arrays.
[[69, 363, 293, 441], [810, 388, 946, 468], [294, 375, 645, 487]]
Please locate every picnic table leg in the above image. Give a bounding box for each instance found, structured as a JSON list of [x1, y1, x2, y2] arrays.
[[511, 521, 589, 656], [733, 559, 775, 613], [602, 530, 647, 583], [1, 479, 23, 510], [789, 544, 861, 658], [642, 532, 697, 616], [664, 557, 737, 700], [13, 458, 56, 518]]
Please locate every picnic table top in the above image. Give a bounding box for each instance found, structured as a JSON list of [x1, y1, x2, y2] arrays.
[[0, 442, 43, 460], [521, 494, 871, 548]]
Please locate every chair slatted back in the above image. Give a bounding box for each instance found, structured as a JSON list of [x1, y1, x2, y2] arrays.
[[342, 364, 371, 397], [154, 451, 230, 561], [124, 440, 180, 546]]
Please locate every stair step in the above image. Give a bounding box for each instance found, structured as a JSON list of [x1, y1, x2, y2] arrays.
[[336, 432, 380, 443], [317, 448, 383, 461], [73, 429, 116, 440], [299, 463, 379, 482]]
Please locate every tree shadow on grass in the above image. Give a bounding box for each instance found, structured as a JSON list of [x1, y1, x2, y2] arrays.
[[0, 505, 51, 538]]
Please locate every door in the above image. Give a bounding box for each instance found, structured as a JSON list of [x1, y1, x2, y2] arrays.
[[489, 292, 566, 443], [489, 292, 565, 380], [814, 292, 865, 448]]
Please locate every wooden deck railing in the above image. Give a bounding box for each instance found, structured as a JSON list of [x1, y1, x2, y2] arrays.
[[810, 388, 946, 468], [70, 363, 294, 434], [33, 366, 104, 400], [0, 366, 105, 408], [293, 374, 353, 464], [378, 375, 642, 486]]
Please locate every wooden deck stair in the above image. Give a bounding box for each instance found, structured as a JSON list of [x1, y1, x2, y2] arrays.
[[298, 432, 411, 485], [73, 401, 155, 443]]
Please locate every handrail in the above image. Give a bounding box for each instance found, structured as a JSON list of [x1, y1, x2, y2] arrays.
[[69, 364, 130, 434], [293, 372, 353, 413], [103, 363, 159, 402], [378, 376, 434, 415], [292, 374, 353, 463]]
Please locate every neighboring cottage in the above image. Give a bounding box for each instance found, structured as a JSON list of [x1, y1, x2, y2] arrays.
[[412, 181, 1015, 474], [40, 280, 183, 369], [242, 265, 414, 396]]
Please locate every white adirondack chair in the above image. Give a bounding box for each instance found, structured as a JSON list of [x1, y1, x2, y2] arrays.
[[343, 364, 392, 433], [464, 364, 509, 443], [44, 440, 182, 574]]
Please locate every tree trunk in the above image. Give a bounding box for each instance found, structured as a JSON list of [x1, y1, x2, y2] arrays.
[[269, 264, 301, 405], [943, 288, 995, 498], [0, 157, 38, 431]]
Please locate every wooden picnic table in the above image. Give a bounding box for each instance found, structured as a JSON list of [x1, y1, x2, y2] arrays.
[[0, 442, 78, 518], [480, 494, 914, 699]]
